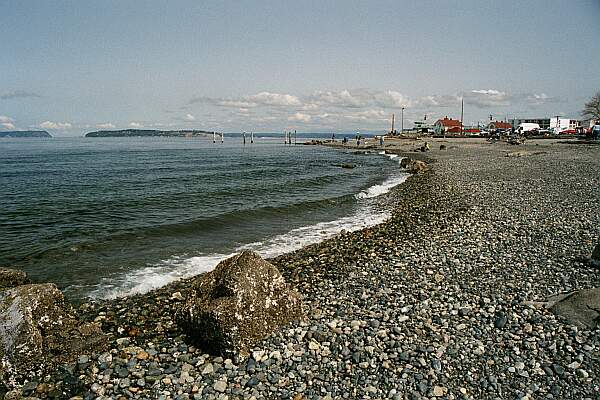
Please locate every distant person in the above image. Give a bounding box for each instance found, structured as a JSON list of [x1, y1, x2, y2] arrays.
[[331, 133, 335, 141], [593, 120, 600, 141]]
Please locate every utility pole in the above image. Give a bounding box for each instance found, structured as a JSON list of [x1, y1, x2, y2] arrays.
[[391, 113, 395, 135], [460, 98, 464, 135], [401, 107, 405, 135]]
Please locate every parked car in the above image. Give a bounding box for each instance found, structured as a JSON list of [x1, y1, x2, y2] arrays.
[[559, 128, 577, 134]]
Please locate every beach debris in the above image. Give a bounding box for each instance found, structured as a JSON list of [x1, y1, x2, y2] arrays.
[[0, 268, 28, 290], [0, 283, 107, 380], [176, 251, 304, 354], [550, 288, 600, 329], [400, 157, 430, 174]]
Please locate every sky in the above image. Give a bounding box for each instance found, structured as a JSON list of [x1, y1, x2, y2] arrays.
[[1, 0, 599, 136]]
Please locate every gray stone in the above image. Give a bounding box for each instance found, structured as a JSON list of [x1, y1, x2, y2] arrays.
[[591, 243, 600, 267], [176, 251, 304, 354], [550, 288, 600, 328], [494, 314, 508, 328], [0, 283, 106, 377], [213, 380, 227, 392]]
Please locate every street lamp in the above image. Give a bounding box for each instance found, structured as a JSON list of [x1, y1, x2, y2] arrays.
[[401, 107, 405, 135]]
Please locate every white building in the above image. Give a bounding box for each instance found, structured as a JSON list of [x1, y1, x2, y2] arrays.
[[548, 117, 582, 133], [510, 117, 582, 133]]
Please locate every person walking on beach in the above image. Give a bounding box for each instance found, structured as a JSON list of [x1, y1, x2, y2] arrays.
[[593, 120, 600, 141]]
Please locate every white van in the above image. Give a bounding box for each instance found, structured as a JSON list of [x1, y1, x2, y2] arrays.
[[517, 123, 540, 133]]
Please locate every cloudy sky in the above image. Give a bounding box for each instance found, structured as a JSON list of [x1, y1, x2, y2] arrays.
[[1, 0, 599, 136]]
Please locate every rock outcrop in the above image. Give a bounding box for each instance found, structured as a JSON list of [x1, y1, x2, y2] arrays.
[[176, 251, 303, 354], [0, 268, 28, 291], [550, 288, 600, 329], [0, 283, 106, 381], [400, 157, 430, 174]]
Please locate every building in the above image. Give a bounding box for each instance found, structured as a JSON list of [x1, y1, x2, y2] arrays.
[[413, 120, 433, 134], [486, 121, 512, 132], [433, 117, 462, 135], [548, 117, 582, 133], [509, 118, 551, 130], [509, 117, 582, 133]]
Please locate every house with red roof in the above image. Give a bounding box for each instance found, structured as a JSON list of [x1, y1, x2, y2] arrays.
[[433, 116, 462, 135], [487, 121, 512, 132]]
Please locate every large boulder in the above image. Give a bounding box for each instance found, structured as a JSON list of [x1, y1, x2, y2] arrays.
[[591, 243, 600, 268], [0, 283, 106, 380], [550, 288, 600, 329], [400, 157, 430, 174], [176, 251, 303, 354], [0, 268, 28, 291]]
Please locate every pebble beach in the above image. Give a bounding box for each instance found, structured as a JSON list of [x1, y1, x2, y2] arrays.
[[10, 138, 600, 400]]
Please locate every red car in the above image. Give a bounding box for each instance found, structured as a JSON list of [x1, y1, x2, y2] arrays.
[[559, 128, 577, 134]]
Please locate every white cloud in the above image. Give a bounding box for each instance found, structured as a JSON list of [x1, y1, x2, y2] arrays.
[[523, 93, 555, 106], [39, 121, 72, 129], [302, 103, 320, 111], [249, 92, 301, 106], [415, 94, 461, 108], [205, 92, 301, 109], [464, 89, 512, 108], [185, 87, 563, 131], [374, 90, 412, 108], [288, 112, 312, 123], [129, 122, 143, 128], [217, 100, 258, 108], [184, 113, 196, 121], [344, 109, 388, 121], [0, 116, 16, 130], [312, 89, 368, 108], [96, 123, 115, 129]]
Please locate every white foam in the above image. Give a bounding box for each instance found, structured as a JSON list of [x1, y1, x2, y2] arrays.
[[355, 173, 409, 199], [87, 151, 409, 300], [89, 204, 391, 300]]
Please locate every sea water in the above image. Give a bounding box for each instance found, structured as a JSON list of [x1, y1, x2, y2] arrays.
[[0, 137, 407, 300]]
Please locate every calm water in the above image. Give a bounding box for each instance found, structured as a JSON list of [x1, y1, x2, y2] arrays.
[[0, 137, 407, 300]]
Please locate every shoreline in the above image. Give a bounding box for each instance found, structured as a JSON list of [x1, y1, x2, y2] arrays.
[[3, 138, 600, 398]]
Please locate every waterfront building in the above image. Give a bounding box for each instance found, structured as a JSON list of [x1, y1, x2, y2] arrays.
[[433, 116, 462, 134], [486, 121, 512, 132]]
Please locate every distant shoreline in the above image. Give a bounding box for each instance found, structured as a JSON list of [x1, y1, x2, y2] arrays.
[[0, 130, 51, 138], [84, 129, 215, 138]]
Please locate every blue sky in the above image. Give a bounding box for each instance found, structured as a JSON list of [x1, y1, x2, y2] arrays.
[[1, 0, 599, 136]]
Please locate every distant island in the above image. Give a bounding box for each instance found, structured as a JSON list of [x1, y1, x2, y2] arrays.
[[0, 130, 52, 138], [85, 129, 215, 138]]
